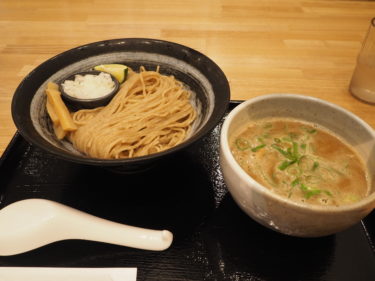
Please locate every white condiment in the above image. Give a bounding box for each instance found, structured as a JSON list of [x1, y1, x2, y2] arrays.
[[62, 72, 115, 99]]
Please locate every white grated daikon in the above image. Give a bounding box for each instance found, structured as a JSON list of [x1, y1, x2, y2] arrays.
[[62, 72, 115, 99]]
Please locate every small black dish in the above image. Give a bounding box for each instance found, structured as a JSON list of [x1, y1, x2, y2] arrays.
[[59, 70, 120, 110]]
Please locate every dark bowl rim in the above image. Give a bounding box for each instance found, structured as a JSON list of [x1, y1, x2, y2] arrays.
[[11, 37, 230, 166], [59, 70, 120, 104]]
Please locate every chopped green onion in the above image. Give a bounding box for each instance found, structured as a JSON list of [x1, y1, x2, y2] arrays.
[[235, 138, 250, 151], [272, 144, 293, 159], [288, 178, 300, 198], [251, 144, 266, 152], [302, 127, 317, 134], [300, 184, 311, 192], [292, 142, 299, 158], [312, 161, 319, 171], [278, 159, 297, 170], [323, 190, 333, 197], [300, 184, 321, 199], [291, 178, 300, 187], [272, 142, 300, 162], [305, 189, 322, 199], [282, 137, 292, 142]]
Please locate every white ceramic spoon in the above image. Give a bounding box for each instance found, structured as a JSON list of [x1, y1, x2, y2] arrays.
[[0, 198, 173, 256]]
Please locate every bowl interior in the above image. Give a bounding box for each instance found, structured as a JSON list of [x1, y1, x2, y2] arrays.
[[12, 39, 230, 166], [225, 94, 375, 201]]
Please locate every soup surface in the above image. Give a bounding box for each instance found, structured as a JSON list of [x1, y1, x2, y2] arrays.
[[230, 118, 369, 206]]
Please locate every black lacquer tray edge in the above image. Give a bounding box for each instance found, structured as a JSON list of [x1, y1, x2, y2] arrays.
[[0, 131, 21, 168]]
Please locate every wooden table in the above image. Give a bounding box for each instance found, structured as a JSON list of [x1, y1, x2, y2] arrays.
[[1, 0, 374, 156]]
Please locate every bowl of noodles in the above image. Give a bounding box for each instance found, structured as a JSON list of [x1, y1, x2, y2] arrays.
[[11, 38, 230, 172]]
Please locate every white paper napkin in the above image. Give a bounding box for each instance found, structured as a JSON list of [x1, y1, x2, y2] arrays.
[[0, 267, 137, 281]]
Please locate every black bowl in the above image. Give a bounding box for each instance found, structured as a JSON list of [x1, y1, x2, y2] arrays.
[[11, 38, 230, 171], [60, 70, 120, 110]]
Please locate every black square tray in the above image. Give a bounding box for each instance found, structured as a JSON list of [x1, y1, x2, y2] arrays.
[[0, 101, 374, 281]]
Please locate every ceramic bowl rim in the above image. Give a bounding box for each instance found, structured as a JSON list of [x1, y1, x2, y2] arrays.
[[220, 93, 375, 213]]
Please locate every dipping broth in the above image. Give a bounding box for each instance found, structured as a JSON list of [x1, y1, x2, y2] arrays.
[[230, 118, 369, 206]]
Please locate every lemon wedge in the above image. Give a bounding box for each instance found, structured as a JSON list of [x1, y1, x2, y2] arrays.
[[94, 64, 128, 83]]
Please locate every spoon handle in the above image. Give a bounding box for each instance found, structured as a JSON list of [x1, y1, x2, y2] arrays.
[[55, 205, 173, 251]]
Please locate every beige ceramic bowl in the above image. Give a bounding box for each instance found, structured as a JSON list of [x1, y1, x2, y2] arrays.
[[220, 94, 375, 237]]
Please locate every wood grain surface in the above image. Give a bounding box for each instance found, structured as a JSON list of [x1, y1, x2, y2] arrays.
[[1, 0, 374, 156]]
